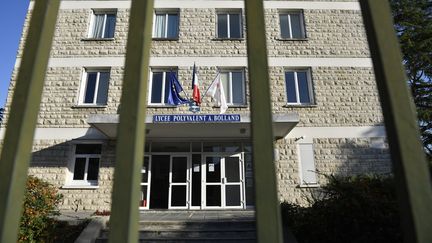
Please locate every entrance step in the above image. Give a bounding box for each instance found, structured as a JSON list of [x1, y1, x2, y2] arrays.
[[95, 220, 256, 242]]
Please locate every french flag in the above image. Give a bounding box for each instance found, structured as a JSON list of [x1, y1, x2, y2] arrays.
[[191, 63, 201, 104]]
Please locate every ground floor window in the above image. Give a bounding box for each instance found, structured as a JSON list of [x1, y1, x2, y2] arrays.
[[69, 144, 102, 186]]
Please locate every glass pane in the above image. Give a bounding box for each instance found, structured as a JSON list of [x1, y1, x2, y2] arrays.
[[192, 142, 201, 152], [139, 186, 148, 207], [87, 158, 100, 180], [192, 154, 202, 206], [244, 153, 255, 206], [290, 13, 303, 38], [206, 157, 221, 183], [76, 144, 102, 154], [96, 72, 110, 104], [104, 14, 116, 38], [297, 71, 311, 103], [229, 13, 241, 38], [226, 185, 241, 206], [172, 157, 187, 183], [225, 157, 240, 182], [206, 185, 221, 207], [280, 14, 290, 38], [73, 158, 86, 180], [231, 72, 244, 104], [142, 157, 149, 183], [203, 142, 241, 152], [220, 72, 230, 103], [151, 72, 163, 103], [164, 74, 170, 104], [167, 14, 179, 38], [154, 14, 166, 38], [92, 14, 105, 38], [171, 185, 187, 207], [84, 73, 97, 103], [151, 142, 190, 152], [285, 72, 297, 103], [217, 14, 228, 38]]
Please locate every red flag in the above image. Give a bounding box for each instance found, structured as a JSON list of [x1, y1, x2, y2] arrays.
[[192, 63, 201, 104]]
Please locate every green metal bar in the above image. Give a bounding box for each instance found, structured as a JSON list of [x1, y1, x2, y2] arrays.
[[359, 1, 432, 243], [0, 0, 60, 242], [244, 1, 283, 242], [108, 0, 154, 242]]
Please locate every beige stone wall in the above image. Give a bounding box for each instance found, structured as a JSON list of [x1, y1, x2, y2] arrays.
[[275, 138, 391, 205]]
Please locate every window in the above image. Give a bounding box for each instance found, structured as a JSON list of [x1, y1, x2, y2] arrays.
[[70, 144, 102, 186], [220, 70, 245, 105], [217, 11, 242, 39], [285, 69, 313, 105], [88, 10, 116, 39], [148, 69, 177, 105], [279, 11, 306, 39], [153, 11, 179, 39], [79, 69, 110, 106], [298, 143, 317, 185]]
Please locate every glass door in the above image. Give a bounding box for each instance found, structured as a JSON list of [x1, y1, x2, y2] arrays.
[[203, 154, 244, 209], [168, 155, 189, 209], [139, 156, 151, 209]]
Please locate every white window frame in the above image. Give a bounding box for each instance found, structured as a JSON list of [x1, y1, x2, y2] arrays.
[[152, 10, 180, 39], [67, 143, 102, 187], [88, 9, 117, 39], [279, 10, 306, 39], [284, 68, 314, 105], [297, 143, 318, 187], [216, 10, 243, 39], [78, 68, 110, 106], [219, 69, 246, 106], [148, 68, 178, 106]]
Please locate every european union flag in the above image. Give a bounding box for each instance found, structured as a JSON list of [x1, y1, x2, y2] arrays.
[[167, 72, 188, 106]]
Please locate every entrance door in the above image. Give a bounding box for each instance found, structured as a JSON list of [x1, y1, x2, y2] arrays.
[[150, 155, 170, 209], [169, 155, 189, 209], [204, 155, 243, 209], [139, 156, 151, 209]]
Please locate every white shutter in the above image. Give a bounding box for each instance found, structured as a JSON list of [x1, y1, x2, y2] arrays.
[[298, 144, 317, 185]]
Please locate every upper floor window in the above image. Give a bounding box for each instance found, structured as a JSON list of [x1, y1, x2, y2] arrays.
[[148, 69, 176, 105], [285, 69, 313, 105], [70, 144, 102, 186], [88, 10, 116, 39], [79, 69, 110, 106], [279, 11, 306, 39], [153, 11, 179, 39], [217, 11, 242, 39], [220, 70, 245, 105]]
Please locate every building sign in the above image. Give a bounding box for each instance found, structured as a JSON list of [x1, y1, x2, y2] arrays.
[[153, 114, 241, 123]]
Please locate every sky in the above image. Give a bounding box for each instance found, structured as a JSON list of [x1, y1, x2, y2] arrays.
[[0, 1, 29, 107]]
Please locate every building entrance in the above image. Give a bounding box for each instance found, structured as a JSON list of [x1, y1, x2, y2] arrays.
[[139, 142, 252, 210]]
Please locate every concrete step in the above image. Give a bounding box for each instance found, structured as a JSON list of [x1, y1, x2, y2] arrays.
[[138, 220, 256, 231]]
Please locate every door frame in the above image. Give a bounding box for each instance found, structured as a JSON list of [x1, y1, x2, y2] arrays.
[[168, 154, 191, 209], [139, 155, 152, 210]]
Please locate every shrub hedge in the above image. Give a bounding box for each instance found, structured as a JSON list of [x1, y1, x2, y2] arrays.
[[281, 175, 402, 243]]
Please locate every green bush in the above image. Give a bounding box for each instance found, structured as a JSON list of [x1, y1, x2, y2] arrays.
[[19, 176, 63, 242], [281, 175, 402, 243]]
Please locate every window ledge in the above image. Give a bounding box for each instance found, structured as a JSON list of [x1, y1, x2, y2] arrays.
[[212, 38, 245, 41], [298, 184, 320, 188], [81, 38, 115, 41], [61, 185, 99, 190], [147, 105, 178, 108], [284, 104, 317, 108], [276, 37, 308, 41], [152, 37, 179, 41], [72, 105, 107, 109], [213, 105, 248, 108]]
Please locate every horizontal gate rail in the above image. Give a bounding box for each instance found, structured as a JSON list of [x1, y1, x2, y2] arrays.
[[0, 0, 60, 242], [359, 1, 432, 243]]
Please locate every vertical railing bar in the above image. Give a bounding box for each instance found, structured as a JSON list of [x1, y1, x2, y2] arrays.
[[0, 0, 60, 242], [108, 0, 154, 242], [359, 1, 432, 243], [244, 0, 283, 242]]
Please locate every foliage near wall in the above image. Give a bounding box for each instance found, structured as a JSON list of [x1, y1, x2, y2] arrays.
[[18, 176, 63, 242], [282, 175, 402, 243]]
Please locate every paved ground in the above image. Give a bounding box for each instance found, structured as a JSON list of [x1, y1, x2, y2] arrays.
[[139, 210, 256, 222]]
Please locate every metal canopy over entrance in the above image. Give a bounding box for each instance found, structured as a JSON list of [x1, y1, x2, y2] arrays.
[[87, 113, 299, 140], [138, 142, 253, 210]]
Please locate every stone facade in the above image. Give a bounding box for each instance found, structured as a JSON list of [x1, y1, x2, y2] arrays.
[[2, 0, 392, 210]]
